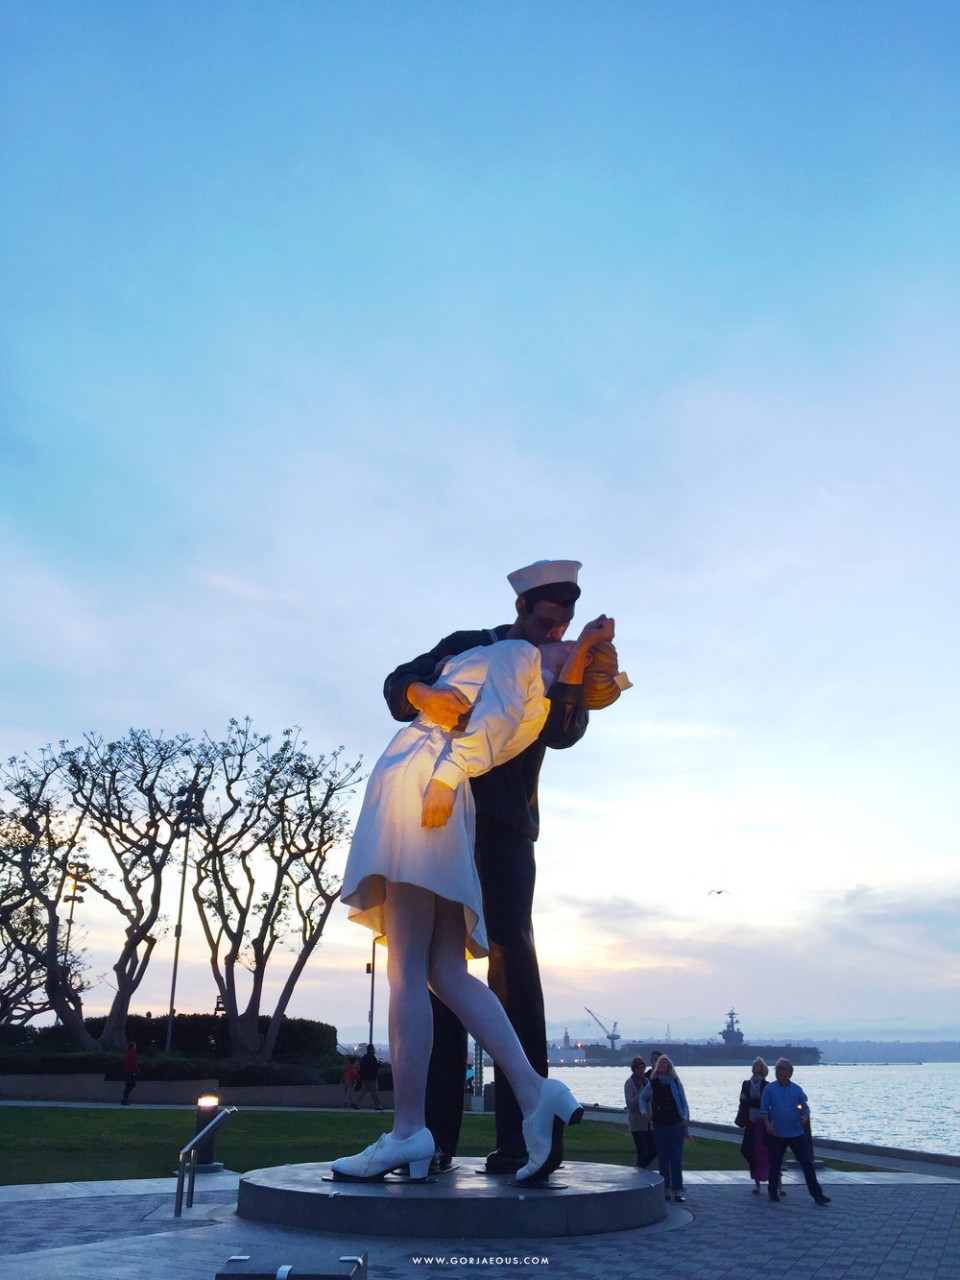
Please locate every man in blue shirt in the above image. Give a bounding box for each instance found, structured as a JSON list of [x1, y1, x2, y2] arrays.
[[760, 1058, 831, 1205]]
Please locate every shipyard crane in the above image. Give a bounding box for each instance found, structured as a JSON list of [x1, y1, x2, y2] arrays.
[[584, 1007, 621, 1054]]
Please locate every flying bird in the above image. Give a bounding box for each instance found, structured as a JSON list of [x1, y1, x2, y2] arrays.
[[707, 889, 730, 895]]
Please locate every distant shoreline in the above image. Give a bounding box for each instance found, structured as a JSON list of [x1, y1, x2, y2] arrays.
[[548, 1040, 960, 1067], [550, 1057, 960, 1066]]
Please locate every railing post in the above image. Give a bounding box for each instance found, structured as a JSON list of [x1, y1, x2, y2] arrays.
[[174, 1154, 187, 1217], [187, 1148, 198, 1208]]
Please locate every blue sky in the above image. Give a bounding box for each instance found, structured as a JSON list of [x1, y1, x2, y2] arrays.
[[2, 0, 958, 1043]]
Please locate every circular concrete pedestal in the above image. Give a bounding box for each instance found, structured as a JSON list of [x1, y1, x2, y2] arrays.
[[237, 1158, 666, 1238]]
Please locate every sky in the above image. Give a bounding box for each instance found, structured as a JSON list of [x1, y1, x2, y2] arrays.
[[1, 0, 958, 1046]]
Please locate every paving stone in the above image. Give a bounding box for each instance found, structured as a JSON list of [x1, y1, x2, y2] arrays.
[[0, 1176, 957, 1280]]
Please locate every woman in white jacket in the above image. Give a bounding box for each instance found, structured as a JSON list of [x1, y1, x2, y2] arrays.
[[333, 619, 624, 1186]]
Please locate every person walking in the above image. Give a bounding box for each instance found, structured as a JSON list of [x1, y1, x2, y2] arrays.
[[624, 1057, 656, 1169], [638, 1054, 690, 1201], [120, 1040, 140, 1105], [760, 1058, 830, 1206], [341, 1056, 360, 1108], [357, 1045, 384, 1111], [738, 1056, 777, 1194]]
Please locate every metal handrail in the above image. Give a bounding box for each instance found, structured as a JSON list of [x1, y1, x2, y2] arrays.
[[174, 1105, 238, 1216]]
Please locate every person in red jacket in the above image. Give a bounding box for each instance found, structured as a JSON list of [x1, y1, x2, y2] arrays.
[[121, 1040, 140, 1105], [341, 1056, 360, 1109]]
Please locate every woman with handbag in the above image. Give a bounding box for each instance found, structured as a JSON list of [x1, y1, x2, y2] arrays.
[[738, 1056, 779, 1194]]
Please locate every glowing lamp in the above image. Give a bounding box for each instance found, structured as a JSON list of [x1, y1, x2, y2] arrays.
[[193, 1095, 224, 1169]]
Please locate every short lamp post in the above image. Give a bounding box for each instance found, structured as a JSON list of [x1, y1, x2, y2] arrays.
[[193, 1094, 224, 1171]]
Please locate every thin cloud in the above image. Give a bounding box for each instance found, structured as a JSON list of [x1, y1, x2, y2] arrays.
[[195, 569, 300, 605], [633, 721, 734, 741]]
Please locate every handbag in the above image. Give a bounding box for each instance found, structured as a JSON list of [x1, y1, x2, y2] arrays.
[[734, 1094, 750, 1129]]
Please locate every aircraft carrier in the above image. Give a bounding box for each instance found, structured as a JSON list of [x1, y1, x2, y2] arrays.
[[567, 1009, 822, 1067]]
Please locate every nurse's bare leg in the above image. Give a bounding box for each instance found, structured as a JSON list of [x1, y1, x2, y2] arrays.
[[383, 880, 436, 1140], [427, 896, 541, 1117]]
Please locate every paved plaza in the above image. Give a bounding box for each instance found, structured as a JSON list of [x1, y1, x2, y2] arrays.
[[0, 1164, 957, 1280]]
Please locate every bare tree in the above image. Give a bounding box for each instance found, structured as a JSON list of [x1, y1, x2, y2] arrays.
[[0, 861, 56, 1025], [0, 731, 203, 1052], [191, 720, 360, 1063], [0, 749, 94, 1047], [2, 722, 359, 1061], [60, 730, 199, 1052]]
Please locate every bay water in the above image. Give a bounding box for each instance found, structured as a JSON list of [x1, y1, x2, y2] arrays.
[[549, 1061, 960, 1158]]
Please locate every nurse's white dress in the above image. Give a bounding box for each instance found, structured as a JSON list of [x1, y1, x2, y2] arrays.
[[341, 640, 549, 958]]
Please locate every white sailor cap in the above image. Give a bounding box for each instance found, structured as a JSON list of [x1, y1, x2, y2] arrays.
[[507, 559, 582, 598]]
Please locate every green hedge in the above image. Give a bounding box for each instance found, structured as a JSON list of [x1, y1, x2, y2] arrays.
[[45, 1053, 115, 1075], [0, 1051, 351, 1084], [80, 1013, 338, 1060], [0, 1025, 34, 1050], [0, 1013, 342, 1080], [0, 1052, 114, 1076], [104, 1056, 221, 1081]]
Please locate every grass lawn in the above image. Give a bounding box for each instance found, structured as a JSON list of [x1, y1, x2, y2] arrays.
[[0, 1107, 875, 1185]]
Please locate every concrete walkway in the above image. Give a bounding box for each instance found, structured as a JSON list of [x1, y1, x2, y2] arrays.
[[0, 1165, 957, 1280], [683, 1122, 960, 1183]]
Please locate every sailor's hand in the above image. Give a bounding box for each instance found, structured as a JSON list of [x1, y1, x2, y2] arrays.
[[576, 614, 615, 648], [407, 682, 472, 730], [422, 779, 456, 828]]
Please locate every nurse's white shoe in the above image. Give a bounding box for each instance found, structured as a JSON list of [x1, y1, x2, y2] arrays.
[[516, 1079, 584, 1183], [331, 1128, 434, 1181]]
